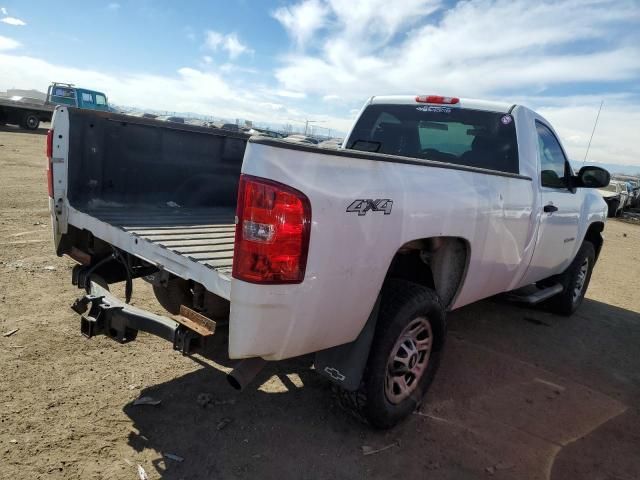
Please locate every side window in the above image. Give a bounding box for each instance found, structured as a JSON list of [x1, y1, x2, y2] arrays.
[[536, 122, 568, 189], [95, 94, 106, 105], [81, 92, 94, 103]]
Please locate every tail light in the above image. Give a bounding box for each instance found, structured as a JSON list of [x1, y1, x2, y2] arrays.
[[232, 174, 311, 284], [46, 129, 54, 198], [415, 95, 459, 104]]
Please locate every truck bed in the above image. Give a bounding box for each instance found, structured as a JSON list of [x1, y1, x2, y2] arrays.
[[58, 108, 249, 300], [0, 95, 54, 112]]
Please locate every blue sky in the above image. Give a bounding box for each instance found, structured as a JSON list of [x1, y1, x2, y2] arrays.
[[1, 0, 639, 165]]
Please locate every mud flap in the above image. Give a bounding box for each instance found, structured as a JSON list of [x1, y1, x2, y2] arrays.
[[314, 296, 380, 391]]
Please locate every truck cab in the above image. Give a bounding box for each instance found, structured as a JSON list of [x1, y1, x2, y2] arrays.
[[46, 83, 109, 112]]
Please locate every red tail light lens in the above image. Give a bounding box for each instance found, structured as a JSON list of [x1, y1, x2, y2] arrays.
[[233, 174, 311, 284], [46, 129, 54, 198], [415, 95, 459, 104]]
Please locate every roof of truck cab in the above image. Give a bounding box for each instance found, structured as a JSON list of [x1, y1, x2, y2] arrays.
[[369, 95, 513, 113]]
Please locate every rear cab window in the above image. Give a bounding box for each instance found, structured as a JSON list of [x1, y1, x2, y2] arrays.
[[347, 104, 520, 174], [50, 87, 77, 106]]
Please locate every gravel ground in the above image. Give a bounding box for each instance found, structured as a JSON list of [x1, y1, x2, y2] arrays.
[[1, 125, 639, 480]]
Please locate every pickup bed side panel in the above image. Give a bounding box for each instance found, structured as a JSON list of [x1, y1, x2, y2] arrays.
[[229, 142, 535, 360]]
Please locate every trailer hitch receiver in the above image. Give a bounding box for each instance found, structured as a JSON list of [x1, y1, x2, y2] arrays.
[[72, 280, 203, 353]]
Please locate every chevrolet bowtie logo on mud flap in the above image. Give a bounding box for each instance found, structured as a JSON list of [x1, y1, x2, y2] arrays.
[[346, 199, 393, 216], [323, 366, 346, 382]]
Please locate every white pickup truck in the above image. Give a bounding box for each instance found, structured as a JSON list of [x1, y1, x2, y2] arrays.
[[47, 95, 610, 428]]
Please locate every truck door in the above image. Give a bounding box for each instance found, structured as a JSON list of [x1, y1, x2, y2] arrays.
[[527, 121, 581, 279], [78, 91, 97, 110]]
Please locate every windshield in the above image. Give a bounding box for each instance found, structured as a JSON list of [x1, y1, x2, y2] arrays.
[[347, 104, 519, 174]]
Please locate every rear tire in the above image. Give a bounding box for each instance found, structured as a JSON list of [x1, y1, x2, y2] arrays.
[[545, 241, 595, 316], [21, 112, 40, 130], [336, 279, 446, 429], [607, 200, 619, 218], [153, 278, 192, 314]]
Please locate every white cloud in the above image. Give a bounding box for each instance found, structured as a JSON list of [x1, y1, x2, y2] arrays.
[[219, 63, 258, 75], [268, 0, 640, 165], [107, 2, 120, 10], [204, 31, 223, 49], [223, 33, 250, 59], [0, 7, 7, 15], [533, 97, 640, 166], [0, 53, 351, 132], [0, 35, 20, 50], [275, 0, 640, 99], [204, 30, 252, 59], [272, 0, 330, 47], [274, 89, 307, 99], [202, 55, 213, 64], [1, 16, 26, 26]]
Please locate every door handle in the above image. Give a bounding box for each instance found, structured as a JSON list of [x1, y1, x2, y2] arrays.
[[544, 204, 558, 213]]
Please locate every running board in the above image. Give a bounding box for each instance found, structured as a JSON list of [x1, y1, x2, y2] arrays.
[[506, 283, 564, 305]]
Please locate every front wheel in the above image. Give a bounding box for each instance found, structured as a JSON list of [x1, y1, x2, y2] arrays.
[[545, 241, 595, 316], [607, 200, 619, 218], [337, 279, 446, 429]]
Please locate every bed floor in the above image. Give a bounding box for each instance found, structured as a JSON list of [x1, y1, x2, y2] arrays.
[[84, 205, 236, 274]]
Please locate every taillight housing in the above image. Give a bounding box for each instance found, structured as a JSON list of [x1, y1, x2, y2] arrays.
[[46, 129, 54, 198], [232, 174, 311, 284], [415, 95, 460, 104]]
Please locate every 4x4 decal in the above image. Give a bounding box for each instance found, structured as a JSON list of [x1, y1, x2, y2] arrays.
[[346, 199, 393, 216]]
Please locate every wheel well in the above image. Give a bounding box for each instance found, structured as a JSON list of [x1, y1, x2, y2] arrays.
[[584, 222, 604, 260], [385, 237, 469, 309]]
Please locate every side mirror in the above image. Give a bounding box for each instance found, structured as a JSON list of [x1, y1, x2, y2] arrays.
[[573, 166, 610, 189]]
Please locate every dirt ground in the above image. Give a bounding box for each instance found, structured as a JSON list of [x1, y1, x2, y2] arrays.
[[1, 124, 639, 480]]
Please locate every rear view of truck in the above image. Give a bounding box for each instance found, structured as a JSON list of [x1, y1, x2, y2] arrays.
[[49, 96, 608, 430]]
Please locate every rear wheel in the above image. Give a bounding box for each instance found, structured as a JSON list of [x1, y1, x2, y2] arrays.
[[545, 241, 595, 316], [607, 200, 619, 218], [21, 112, 40, 130], [336, 279, 446, 429]]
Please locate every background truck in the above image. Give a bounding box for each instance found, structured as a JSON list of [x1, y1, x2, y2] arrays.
[[47, 95, 610, 428], [0, 82, 109, 130]]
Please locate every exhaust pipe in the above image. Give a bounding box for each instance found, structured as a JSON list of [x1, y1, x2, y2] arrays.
[[227, 357, 267, 391]]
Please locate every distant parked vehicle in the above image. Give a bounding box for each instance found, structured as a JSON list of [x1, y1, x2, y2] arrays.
[[157, 115, 185, 124], [128, 112, 158, 119], [598, 182, 623, 217], [0, 82, 109, 130], [626, 181, 639, 208], [248, 127, 286, 139], [618, 181, 632, 210], [318, 139, 342, 149], [284, 134, 319, 145]]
